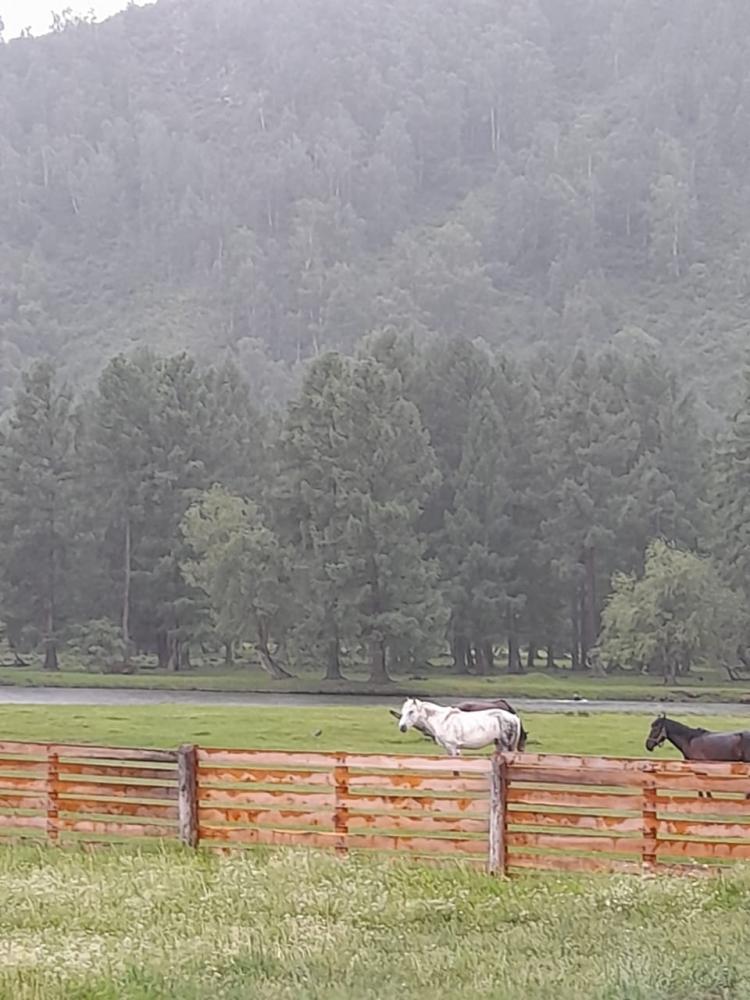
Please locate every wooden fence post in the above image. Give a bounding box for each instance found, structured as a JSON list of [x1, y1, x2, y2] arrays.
[[333, 753, 349, 854], [642, 775, 657, 871], [46, 748, 59, 845], [489, 753, 508, 876], [178, 744, 198, 849]]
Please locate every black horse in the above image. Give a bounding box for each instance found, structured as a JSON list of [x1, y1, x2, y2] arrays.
[[645, 714, 750, 798], [645, 714, 750, 761]]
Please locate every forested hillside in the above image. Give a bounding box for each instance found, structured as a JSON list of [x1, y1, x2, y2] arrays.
[[2, 0, 750, 414]]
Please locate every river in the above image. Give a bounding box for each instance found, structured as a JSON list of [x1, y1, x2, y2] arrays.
[[0, 686, 747, 715]]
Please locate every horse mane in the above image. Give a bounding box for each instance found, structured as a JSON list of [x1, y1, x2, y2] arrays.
[[664, 716, 709, 738]]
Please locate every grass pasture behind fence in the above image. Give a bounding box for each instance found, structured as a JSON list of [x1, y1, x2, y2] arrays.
[[0, 740, 750, 874]]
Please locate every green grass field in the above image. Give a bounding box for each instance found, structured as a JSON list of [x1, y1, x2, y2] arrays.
[[3, 703, 750, 758], [1, 661, 749, 703], [1, 845, 749, 999]]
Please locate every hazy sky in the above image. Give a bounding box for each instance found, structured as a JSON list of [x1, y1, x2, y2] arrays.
[[2, 0, 149, 39]]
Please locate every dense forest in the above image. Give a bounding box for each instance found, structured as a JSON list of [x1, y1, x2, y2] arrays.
[[0, 339, 748, 682], [2, 0, 750, 416], [1, 0, 750, 680]]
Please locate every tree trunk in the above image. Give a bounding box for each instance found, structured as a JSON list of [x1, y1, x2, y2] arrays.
[[256, 621, 292, 679], [43, 596, 58, 671], [546, 645, 556, 670], [581, 546, 597, 665], [157, 631, 169, 670], [166, 635, 181, 672], [122, 516, 131, 662], [570, 590, 581, 671], [324, 633, 343, 681], [451, 635, 470, 674], [43, 639, 58, 671], [223, 641, 234, 666], [368, 638, 390, 684], [474, 642, 490, 677], [526, 643, 537, 671], [482, 641, 495, 673], [507, 626, 523, 674]]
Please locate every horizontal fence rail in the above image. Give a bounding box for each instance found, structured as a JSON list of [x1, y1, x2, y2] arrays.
[[0, 741, 748, 875]]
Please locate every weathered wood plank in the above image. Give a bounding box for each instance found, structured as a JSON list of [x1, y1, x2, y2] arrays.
[[58, 763, 176, 781], [54, 746, 178, 764], [199, 825, 338, 849], [508, 853, 643, 875], [178, 744, 198, 849], [347, 812, 486, 835], [342, 833, 486, 855], [58, 798, 178, 822], [654, 774, 750, 794], [656, 838, 750, 861], [488, 755, 506, 875], [57, 818, 173, 838], [347, 773, 488, 794], [506, 831, 642, 855], [198, 767, 332, 787], [507, 787, 640, 811], [0, 814, 47, 830], [197, 749, 336, 767], [0, 792, 47, 810], [200, 787, 334, 809], [200, 807, 333, 829], [505, 753, 750, 778], [343, 754, 490, 775], [343, 793, 487, 816], [0, 743, 49, 757], [656, 818, 750, 840], [642, 781, 657, 868], [506, 765, 648, 788], [509, 810, 643, 834], [0, 759, 49, 775], [55, 781, 178, 800], [657, 794, 750, 817], [0, 775, 48, 792]]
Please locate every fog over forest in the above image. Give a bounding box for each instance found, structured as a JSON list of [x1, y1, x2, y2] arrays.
[[1, 0, 750, 684]]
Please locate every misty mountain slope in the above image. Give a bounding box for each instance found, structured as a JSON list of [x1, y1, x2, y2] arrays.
[[1, 0, 750, 411]]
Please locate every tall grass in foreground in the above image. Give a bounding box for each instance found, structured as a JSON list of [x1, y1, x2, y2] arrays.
[[0, 845, 748, 999]]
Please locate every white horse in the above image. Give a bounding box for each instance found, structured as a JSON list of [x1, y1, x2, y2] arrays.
[[397, 698, 522, 757]]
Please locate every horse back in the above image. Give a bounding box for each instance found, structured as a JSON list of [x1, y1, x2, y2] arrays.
[[454, 698, 515, 715]]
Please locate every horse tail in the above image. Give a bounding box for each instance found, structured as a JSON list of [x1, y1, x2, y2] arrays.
[[518, 720, 527, 752]]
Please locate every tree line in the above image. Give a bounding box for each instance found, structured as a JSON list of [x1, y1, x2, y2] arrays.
[[2, 334, 747, 682]]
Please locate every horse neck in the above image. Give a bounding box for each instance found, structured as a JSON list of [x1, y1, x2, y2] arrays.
[[418, 702, 449, 722], [664, 718, 704, 752]]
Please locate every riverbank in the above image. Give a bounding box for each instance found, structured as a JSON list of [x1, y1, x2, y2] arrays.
[[0, 663, 748, 704]]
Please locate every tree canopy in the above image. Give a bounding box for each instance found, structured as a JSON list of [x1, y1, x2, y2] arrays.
[[1, 1, 750, 412]]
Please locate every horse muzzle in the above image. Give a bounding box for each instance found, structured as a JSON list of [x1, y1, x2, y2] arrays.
[[399, 724, 407, 732], [645, 739, 656, 752]]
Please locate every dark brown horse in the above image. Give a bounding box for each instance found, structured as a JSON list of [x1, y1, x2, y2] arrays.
[[390, 697, 528, 751], [645, 714, 750, 761], [645, 714, 750, 798]]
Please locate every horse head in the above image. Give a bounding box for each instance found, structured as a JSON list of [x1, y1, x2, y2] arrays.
[[397, 697, 422, 733], [645, 713, 668, 752]]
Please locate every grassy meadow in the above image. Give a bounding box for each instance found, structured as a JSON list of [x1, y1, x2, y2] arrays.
[[2, 703, 750, 758], [0, 844, 749, 1000]]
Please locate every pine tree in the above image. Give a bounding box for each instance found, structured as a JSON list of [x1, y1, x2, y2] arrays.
[[0, 362, 76, 669], [276, 353, 445, 683]]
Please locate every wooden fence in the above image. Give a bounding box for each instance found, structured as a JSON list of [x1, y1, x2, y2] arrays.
[[1, 740, 750, 875]]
